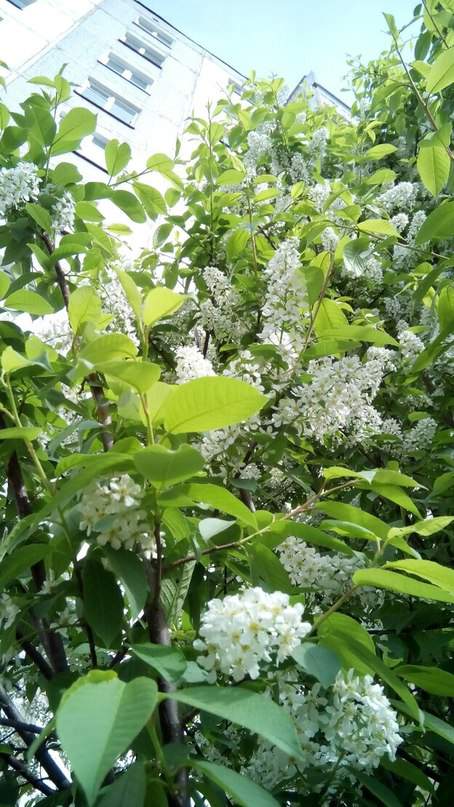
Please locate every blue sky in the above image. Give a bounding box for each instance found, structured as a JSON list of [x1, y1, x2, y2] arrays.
[[151, 0, 417, 100]]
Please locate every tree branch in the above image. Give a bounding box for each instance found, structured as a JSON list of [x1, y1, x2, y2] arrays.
[[2, 752, 54, 796], [0, 687, 70, 791]]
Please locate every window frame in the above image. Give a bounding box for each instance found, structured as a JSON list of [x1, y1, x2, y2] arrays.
[[98, 54, 153, 95], [119, 32, 166, 70], [75, 80, 140, 128], [134, 17, 173, 48], [5, 0, 36, 9]]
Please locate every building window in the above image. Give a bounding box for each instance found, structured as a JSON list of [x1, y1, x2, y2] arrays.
[[135, 16, 173, 47], [102, 53, 153, 92], [75, 132, 109, 172], [78, 80, 140, 127], [121, 32, 165, 69], [6, 0, 36, 8]]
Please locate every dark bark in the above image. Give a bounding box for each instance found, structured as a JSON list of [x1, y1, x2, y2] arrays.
[[2, 753, 54, 796]]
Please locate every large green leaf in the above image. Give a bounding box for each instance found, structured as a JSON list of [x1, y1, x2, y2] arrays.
[[68, 287, 103, 335], [97, 763, 146, 807], [105, 139, 131, 176], [4, 289, 53, 315], [415, 200, 454, 243], [0, 544, 50, 590], [357, 218, 399, 237], [164, 377, 267, 434], [52, 107, 97, 155], [97, 360, 160, 394], [56, 671, 157, 805], [187, 482, 257, 528], [417, 133, 450, 196], [190, 760, 279, 807], [356, 773, 403, 807], [80, 334, 138, 364], [103, 548, 148, 620], [426, 46, 454, 93], [164, 686, 302, 759], [384, 559, 454, 594], [133, 444, 204, 488], [396, 665, 454, 696], [142, 287, 185, 326], [131, 643, 187, 683], [82, 558, 124, 646], [0, 426, 42, 441], [315, 500, 389, 540], [353, 568, 454, 603], [291, 642, 341, 687]]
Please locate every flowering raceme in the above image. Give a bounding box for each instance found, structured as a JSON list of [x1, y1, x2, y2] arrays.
[[0, 161, 40, 217], [79, 474, 152, 551], [194, 587, 312, 681]]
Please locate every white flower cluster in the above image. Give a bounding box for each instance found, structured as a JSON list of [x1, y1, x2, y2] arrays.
[[52, 191, 76, 234], [0, 161, 40, 218], [244, 126, 273, 177], [194, 587, 311, 682], [275, 349, 395, 445], [342, 248, 383, 284], [199, 266, 245, 342], [310, 126, 329, 157], [245, 669, 402, 790], [289, 152, 310, 183], [223, 349, 265, 392], [259, 238, 308, 360], [324, 669, 403, 770], [320, 226, 339, 252], [308, 180, 331, 211], [278, 537, 364, 600], [175, 345, 214, 383], [79, 474, 152, 551], [397, 321, 425, 364], [391, 212, 409, 233], [0, 593, 20, 630], [402, 416, 437, 457], [378, 181, 417, 212]]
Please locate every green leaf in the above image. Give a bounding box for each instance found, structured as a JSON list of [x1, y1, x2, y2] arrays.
[[131, 643, 187, 683], [4, 289, 53, 315], [105, 139, 131, 176], [0, 270, 11, 299], [0, 544, 50, 590], [116, 271, 143, 321], [190, 760, 279, 807], [313, 298, 349, 336], [109, 190, 146, 223], [103, 548, 148, 620], [315, 500, 389, 540], [187, 482, 257, 528], [142, 287, 185, 326], [249, 543, 293, 592], [322, 466, 418, 488], [291, 642, 341, 686], [356, 773, 403, 807], [82, 558, 124, 646], [426, 46, 454, 93], [270, 519, 354, 556], [98, 360, 160, 393], [52, 107, 97, 155], [25, 202, 52, 231], [417, 132, 450, 196], [1, 347, 37, 374], [164, 377, 267, 434], [75, 201, 104, 222], [56, 671, 157, 806], [98, 763, 146, 807], [133, 182, 167, 219], [68, 287, 103, 335], [437, 284, 454, 335], [226, 229, 250, 260], [415, 200, 454, 243], [357, 219, 399, 238], [364, 168, 397, 185], [217, 168, 245, 185], [395, 702, 454, 744], [364, 143, 397, 160], [80, 334, 138, 364], [0, 426, 41, 441], [384, 559, 454, 594], [353, 568, 454, 603], [133, 444, 204, 488], [164, 686, 302, 759], [388, 515, 454, 538], [321, 324, 398, 347], [396, 665, 454, 696]]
